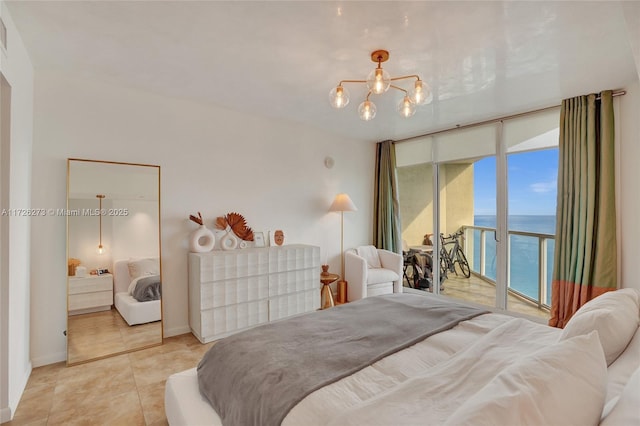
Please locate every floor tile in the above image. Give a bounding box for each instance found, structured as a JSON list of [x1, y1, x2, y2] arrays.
[[11, 286, 548, 426], [138, 381, 166, 425]]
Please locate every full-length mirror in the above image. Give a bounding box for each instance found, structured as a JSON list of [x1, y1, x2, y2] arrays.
[[66, 159, 162, 365]]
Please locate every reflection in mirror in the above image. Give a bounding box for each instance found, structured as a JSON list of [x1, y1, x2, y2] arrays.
[[67, 159, 162, 365]]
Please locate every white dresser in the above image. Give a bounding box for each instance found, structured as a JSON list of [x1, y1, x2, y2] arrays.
[[68, 273, 113, 315], [188, 244, 320, 343]]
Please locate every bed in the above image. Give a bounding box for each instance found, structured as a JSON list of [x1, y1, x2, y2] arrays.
[[113, 258, 162, 326], [165, 289, 640, 426]]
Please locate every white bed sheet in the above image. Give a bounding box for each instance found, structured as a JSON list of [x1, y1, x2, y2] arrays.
[[167, 316, 640, 426], [166, 312, 555, 425], [166, 294, 640, 426], [114, 291, 161, 326]]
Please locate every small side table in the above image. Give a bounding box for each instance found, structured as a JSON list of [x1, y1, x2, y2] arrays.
[[320, 273, 339, 309]]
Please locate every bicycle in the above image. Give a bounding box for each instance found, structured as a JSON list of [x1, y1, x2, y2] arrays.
[[439, 230, 471, 278]]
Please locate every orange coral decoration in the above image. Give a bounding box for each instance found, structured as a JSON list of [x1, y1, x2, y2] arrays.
[[215, 212, 254, 241], [215, 216, 227, 231]]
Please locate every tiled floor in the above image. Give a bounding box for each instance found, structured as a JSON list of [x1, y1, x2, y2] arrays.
[[67, 309, 162, 365], [406, 273, 550, 320], [7, 334, 214, 426], [9, 280, 548, 425]]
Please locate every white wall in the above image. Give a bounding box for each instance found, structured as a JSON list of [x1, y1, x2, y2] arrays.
[[29, 70, 375, 366], [68, 198, 114, 272], [111, 199, 160, 262], [0, 1, 33, 422], [618, 79, 640, 290], [67, 197, 159, 272]]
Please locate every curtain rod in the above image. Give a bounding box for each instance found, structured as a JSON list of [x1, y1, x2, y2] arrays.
[[395, 89, 626, 144]]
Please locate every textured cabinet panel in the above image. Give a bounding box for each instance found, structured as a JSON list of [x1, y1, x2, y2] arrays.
[[269, 289, 319, 321], [200, 276, 269, 310], [198, 248, 270, 282], [201, 300, 269, 338], [189, 244, 320, 343], [269, 268, 317, 297], [269, 245, 321, 273]]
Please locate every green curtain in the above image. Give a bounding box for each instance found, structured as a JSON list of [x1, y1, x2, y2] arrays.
[[549, 90, 617, 328], [373, 140, 402, 253]]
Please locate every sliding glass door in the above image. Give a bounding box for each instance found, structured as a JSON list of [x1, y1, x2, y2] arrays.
[[396, 107, 559, 318], [434, 124, 497, 305], [504, 110, 559, 316]]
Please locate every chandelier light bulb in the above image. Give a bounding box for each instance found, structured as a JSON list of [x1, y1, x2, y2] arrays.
[[398, 95, 416, 118], [410, 80, 432, 106], [367, 67, 391, 95], [358, 100, 377, 121], [329, 85, 350, 109]]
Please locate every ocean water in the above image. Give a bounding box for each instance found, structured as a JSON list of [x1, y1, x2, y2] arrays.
[[472, 215, 556, 305]]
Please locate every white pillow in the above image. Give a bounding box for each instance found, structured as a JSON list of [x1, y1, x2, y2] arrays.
[[445, 331, 607, 426], [356, 246, 381, 269], [603, 325, 640, 408], [127, 258, 159, 280], [560, 288, 640, 365], [601, 365, 640, 426]]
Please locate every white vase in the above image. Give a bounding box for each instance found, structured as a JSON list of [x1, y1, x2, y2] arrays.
[[190, 225, 215, 253], [220, 231, 238, 251]]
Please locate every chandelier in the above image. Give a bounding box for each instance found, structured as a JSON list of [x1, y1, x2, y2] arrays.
[[329, 50, 432, 121]]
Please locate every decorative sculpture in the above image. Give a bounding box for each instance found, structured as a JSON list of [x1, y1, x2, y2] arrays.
[[214, 212, 255, 250], [188, 212, 215, 252], [215, 212, 254, 241], [274, 229, 284, 246]]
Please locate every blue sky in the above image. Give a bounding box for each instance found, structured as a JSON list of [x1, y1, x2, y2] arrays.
[[474, 148, 558, 216]]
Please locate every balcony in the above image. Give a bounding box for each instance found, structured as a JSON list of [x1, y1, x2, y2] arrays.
[[404, 225, 553, 321]]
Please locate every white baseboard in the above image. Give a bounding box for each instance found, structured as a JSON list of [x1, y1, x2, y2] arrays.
[[31, 351, 66, 368], [1, 361, 32, 423], [9, 362, 31, 416], [0, 406, 12, 423], [163, 325, 190, 338]]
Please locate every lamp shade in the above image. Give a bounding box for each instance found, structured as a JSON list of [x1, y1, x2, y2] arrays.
[[329, 193, 358, 212]]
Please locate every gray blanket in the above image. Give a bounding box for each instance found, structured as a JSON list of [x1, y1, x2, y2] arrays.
[[197, 293, 488, 426], [132, 275, 161, 302]]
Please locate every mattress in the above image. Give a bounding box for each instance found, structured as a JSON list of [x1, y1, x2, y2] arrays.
[[114, 291, 161, 326], [166, 294, 640, 426], [166, 312, 548, 426]]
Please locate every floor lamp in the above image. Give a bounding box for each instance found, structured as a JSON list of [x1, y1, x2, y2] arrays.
[[329, 193, 358, 292]]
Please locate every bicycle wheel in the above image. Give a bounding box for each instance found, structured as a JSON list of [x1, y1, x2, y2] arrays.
[[454, 247, 471, 278]]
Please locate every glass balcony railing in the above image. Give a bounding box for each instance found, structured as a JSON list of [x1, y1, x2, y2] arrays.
[[463, 225, 554, 309]]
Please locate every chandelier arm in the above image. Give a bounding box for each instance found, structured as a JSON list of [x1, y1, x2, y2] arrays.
[[365, 90, 373, 101], [389, 85, 408, 95], [338, 79, 368, 85], [389, 74, 421, 82]]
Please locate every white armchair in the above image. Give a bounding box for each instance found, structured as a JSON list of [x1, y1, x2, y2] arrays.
[[344, 245, 403, 301]]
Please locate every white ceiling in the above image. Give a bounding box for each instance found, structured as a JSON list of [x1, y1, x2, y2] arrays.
[[6, 1, 639, 143]]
